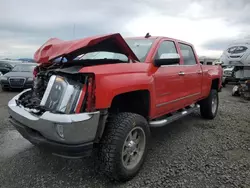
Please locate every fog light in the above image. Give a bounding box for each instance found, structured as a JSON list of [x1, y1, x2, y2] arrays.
[[56, 124, 64, 138]]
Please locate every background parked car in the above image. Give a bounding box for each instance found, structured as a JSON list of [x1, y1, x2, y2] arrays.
[[18, 58, 36, 63], [222, 66, 239, 87], [0, 60, 21, 75], [0, 63, 37, 90]]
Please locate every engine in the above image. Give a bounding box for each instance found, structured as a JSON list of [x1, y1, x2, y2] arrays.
[[17, 66, 94, 115], [17, 70, 53, 113]]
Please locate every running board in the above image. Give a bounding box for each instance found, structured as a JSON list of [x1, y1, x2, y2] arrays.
[[149, 104, 200, 127]]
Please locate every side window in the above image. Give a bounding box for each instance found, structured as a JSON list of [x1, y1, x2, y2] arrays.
[[179, 43, 197, 65], [155, 41, 178, 60]]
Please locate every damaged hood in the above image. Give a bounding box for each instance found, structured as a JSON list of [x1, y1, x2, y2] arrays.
[[34, 33, 139, 64]]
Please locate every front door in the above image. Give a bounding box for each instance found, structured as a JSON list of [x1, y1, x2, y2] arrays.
[[153, 40, 185, 117]]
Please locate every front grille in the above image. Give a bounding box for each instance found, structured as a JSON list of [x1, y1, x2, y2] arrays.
[[9, 77, 26, 88]]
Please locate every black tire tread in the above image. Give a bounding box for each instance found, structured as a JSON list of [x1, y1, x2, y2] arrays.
[[200, 89, 218, 119], [98, 112, 149, 181]]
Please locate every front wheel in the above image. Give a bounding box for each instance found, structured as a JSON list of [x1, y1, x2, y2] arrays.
[[200, 89, 219, 119], [98, 112, 150, 181]]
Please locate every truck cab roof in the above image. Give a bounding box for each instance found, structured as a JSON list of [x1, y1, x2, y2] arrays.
[[125, 36, 193, 46]]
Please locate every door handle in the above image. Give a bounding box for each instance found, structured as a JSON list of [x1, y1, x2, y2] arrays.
[[178, 71, 185, 76]]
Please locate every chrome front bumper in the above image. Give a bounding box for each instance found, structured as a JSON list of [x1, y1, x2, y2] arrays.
[[8, 89, 100, 144]]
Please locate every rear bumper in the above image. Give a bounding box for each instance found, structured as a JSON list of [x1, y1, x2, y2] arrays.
[[8, 89, 101, 158]]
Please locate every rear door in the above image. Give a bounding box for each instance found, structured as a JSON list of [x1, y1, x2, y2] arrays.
[[153, 40, 185, 117], [178, 43, 202, 105]]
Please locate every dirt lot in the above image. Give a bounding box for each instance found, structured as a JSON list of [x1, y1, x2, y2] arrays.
[[0, 86, 249, 188]]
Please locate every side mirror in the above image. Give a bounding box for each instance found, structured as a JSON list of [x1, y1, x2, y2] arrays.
[[154, 53, 180, 67]]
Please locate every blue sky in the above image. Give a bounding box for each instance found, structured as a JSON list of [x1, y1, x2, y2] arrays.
[[0, 0, 250, 59]]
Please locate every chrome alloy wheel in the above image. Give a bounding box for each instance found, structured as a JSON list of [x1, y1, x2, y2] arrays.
[[122, 127, 146, 170], [212, 94, 218, 114]]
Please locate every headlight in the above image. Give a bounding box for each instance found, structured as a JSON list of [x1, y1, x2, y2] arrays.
[[40, 75, 83, 114], [27, 77, 33, 81]]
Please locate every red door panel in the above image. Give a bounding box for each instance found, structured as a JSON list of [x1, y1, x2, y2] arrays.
[[153, 65, 185, 117], [180, 65, 202, 105], [178, 43, 202, 106]]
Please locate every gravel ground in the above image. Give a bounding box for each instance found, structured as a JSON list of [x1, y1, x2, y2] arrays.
[[0, 86, 249, 188]]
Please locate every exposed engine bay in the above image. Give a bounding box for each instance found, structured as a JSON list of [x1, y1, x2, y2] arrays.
[[15, 60, 101, 115]]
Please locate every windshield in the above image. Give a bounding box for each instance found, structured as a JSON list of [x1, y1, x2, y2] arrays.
[[76, 38, 155, 62], [0, 62, 11, 68], [12, 64, 36, 72], [78, 52, 128, 61], [125, 39, 155, 62], [0, 61, 18, 68]]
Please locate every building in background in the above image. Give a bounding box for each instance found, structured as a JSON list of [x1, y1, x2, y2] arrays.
[[199, 56, 219, 65]]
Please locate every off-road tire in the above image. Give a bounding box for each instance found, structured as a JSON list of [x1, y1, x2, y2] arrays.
[[98, 112, 150, 181], [200, 89, 219, 119]]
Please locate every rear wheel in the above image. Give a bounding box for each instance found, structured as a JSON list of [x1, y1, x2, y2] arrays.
[[98, 112, 150, 181], [200, 89, 219, 119]]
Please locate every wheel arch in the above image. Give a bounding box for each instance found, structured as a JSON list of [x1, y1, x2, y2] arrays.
[[211, 78, 220, 91], [109, 90, 151, 120]]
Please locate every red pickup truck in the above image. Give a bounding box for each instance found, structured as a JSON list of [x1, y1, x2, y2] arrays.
[[8, 33, 222, 181]]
